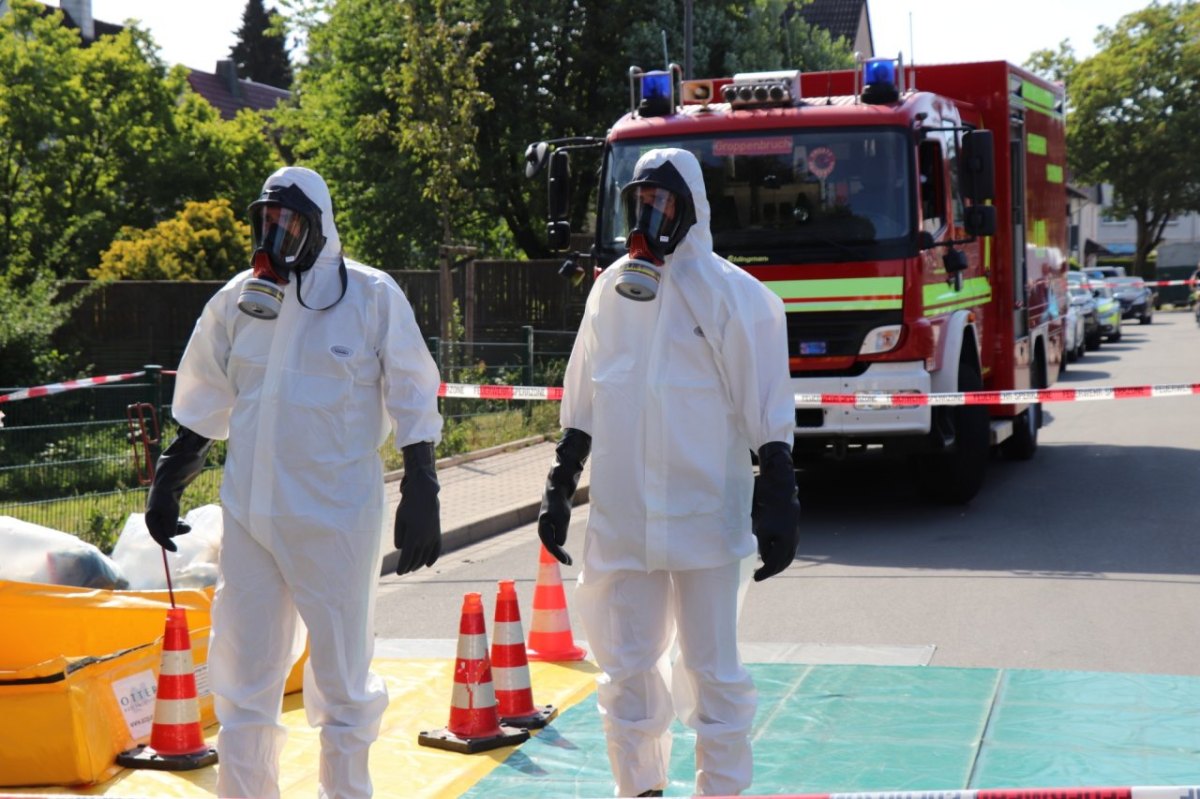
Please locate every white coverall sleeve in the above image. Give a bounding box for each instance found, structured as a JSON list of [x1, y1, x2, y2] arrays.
[[718, 284, 794, 450], [378, 277, 443, 449], [559, 297, 595, 436], [171, 297, 236, 441]]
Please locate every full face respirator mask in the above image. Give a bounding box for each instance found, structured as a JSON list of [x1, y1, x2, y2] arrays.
[[238, 183, 328, 319], [615, 161, 696, 301]]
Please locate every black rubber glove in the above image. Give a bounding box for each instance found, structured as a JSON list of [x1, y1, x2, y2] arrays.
[[752, 441, 800, 582], [537, 428, 591, 566], [145, 426, 213, 552], [394, 442, 441, 575]]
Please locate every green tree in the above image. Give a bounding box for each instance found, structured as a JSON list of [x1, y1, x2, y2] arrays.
[[0, 268, 79, 388], [1025, 39, 1078, 87], [90, 199, 252, 281], [387, 0, 493, 247], [230, 0, 294, 88], [468, 0, 855, 257], [0, 0, 280, 278], [1067, 1, 1200, 277], [280, 0, 854, 264]]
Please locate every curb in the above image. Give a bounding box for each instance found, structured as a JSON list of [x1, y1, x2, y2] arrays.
[[378, 486, 589, 576], [382, 434, 553, 484], [378, 434, 586, 576]]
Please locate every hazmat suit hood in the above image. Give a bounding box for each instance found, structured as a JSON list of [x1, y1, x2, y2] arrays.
[[251, 166, 346, 310], [632, 148, 713, 265]]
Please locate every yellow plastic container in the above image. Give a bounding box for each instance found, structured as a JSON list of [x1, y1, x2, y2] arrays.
[[0, 580, 305, 787]]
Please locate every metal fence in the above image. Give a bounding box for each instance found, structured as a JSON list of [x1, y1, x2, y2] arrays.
[[0, 329, 575, 543]]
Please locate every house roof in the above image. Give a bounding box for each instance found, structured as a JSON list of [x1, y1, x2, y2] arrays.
[[186, 64, 291, 121], [797, 0, 870, 48], [29, 2, 123, 43]]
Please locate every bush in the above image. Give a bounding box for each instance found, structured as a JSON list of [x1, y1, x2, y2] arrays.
[[90, 199, 252, 281]]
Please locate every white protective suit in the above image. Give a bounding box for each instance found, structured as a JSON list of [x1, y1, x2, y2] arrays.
[[561, 148, 795, 796], [171, 166, 442, 799]]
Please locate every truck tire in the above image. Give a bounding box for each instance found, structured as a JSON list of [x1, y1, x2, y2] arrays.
[[915, 356, 989, 504], [1003, 355, 1043, 461]]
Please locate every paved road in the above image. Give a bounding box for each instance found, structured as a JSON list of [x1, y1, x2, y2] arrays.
[[375, 311, 1200, 676]]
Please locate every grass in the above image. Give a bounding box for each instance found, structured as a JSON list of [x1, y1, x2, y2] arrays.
[[2, 405, 563, 554]]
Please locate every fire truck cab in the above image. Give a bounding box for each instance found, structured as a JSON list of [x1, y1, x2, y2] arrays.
[[528, 57, 1068, 503]]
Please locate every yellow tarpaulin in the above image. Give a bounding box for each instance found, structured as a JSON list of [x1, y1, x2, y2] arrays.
[[0, 581, 304, 788], [6, 658, 599, 798]]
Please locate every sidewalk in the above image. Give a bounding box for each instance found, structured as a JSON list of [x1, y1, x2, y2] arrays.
[[378, 436, 589, 574]]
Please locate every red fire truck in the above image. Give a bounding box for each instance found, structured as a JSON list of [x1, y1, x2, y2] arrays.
[[528, 58, 1068, 503]]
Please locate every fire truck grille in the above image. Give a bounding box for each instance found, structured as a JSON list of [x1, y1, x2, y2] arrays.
[[786, 310, 903, 362]]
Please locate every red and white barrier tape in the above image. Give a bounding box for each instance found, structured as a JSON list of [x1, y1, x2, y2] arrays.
[[5, 374, 1197, 409], [789, 788, 1200, 799], [439, 382, 564, 401], [1140, 279, 1197, 287], [795, 382, 1200, 407], [0, 371, 146, 404]]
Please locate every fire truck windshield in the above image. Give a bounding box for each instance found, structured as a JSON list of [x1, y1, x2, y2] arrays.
[[600, 129, 915, 264]]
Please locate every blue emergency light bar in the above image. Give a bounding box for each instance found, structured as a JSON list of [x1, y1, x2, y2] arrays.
[[860, 55, 902, 104], [863, 57, 897, 88], [641, 71, 672, 102], [629, 64, 681, 117]]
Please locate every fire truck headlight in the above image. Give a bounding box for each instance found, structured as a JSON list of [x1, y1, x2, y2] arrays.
[[860, 325, 902, 355]]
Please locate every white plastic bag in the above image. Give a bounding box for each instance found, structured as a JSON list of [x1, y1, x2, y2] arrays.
[[110, 504, 223, 590], [0, 516, 128, 589]]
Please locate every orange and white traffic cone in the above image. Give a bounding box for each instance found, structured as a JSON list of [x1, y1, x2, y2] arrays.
[[116, 607, 217, 770], [491, 580, 558, 728], [419, 592, 531, 754], [527, 544, 587, 662]]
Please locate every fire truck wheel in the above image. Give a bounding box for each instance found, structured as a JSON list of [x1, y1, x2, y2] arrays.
[[915, 357, 989, 504], [1003, 355, 1044, 461]]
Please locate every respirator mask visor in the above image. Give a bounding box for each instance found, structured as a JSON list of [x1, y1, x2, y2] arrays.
[[239, 183, 327, 319], [249, 204, 312, 280], [622, 185, 682, 265]]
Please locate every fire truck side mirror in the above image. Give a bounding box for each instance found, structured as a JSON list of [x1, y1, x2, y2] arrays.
[[524, 141, 550, 179], [546, 150, 573, 251], [959, 130, 996, 203], [964, 204, 997, 238]]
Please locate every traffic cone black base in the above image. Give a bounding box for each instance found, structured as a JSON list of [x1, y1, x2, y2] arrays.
[[499, 703, 558, 729], [116, 743, 218, 771], [417, 725, 529, 754]]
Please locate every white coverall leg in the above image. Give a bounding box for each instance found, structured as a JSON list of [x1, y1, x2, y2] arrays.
[[578, 560, 756, 797], [212, 511, 387, 799]]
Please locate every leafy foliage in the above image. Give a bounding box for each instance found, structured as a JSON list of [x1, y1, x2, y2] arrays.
[[0, 268, 80, 387], [90, 199, 252, 281], [1064, 2, 1200, 276], [230, 0, 294, 88], [386, 0, 494, 246], [278, 0, 855, 265], [0, 0, 280, 279]]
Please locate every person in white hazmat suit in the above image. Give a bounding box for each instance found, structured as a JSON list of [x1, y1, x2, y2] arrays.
[[537, 148, 801, 797], [143, 165, 444, 799]]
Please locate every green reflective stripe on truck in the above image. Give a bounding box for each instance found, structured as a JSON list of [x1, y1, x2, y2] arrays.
[[1022, 80, 1057, 111], [764, 277, 904, 312], [1027, 133, 1047, 155], [923, 277, 992, 315], [1046, 164, 1063, 183], [1017, 79, 1062, 119]]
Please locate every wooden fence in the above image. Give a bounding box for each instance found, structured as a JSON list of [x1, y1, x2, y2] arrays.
[[56, 259, 594, 374]]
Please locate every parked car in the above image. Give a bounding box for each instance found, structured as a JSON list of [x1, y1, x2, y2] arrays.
[[1108, 276, 1154, 324], [1090, 283, 1122, 342], [1064, 302, 1085, 363], [1068, 284, 1099, 351], [1085, 265, 1127, 281]]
